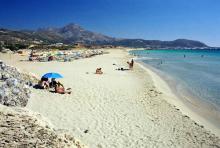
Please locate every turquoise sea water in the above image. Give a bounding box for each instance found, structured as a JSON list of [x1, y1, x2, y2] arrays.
[[130, 49, 220, 111]]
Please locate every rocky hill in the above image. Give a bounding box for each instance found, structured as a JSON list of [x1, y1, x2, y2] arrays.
[[36, 23, 113, 44], [109, 38, 208, 48], [0, 23, 208, 48]]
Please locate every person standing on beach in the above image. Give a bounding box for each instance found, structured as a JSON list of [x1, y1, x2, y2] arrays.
[[127, 59, 134, 69]]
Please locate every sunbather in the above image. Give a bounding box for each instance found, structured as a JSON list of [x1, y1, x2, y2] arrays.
[[95, 68, 103, 74], [113, 63, 129, 71], [116, 67, 129, 71], [55, 82, 71, 94], [37, 77, 49, 89]]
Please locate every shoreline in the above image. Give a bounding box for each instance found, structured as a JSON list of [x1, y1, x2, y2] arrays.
[[0, 49, 220, 147], [135, 60, 220, 137]]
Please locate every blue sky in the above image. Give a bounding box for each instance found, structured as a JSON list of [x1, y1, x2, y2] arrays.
[[0, 0, 220, 46]]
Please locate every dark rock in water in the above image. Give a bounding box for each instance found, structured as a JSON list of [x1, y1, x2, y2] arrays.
[[0, 61, 38, 107]]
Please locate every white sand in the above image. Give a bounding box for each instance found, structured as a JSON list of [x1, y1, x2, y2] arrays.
[[1, 49, 220, 147], [137, 62, 220, 137]]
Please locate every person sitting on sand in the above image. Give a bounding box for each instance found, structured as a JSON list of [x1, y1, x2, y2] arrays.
[[38, 77, 49, 89], [95, 68, 103, 74], [127, 59, 134, 69], [55, 82, 71, 94]]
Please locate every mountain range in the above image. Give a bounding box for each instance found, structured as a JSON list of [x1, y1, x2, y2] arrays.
[[0, 23, 208, 48]]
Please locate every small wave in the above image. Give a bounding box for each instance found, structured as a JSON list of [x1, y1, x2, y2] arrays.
[[134, 57, 159, 61]]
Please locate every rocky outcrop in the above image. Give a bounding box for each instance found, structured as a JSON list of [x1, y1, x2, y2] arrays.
[[0, 105, 86, 148], [0, 60, 38, 107]]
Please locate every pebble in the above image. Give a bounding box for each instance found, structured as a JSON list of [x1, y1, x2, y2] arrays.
[[84, 130, 89, 133]]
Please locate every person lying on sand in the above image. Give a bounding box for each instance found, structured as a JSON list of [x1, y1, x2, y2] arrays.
[[95, 68, 103, 74], [36, 77, 49, 89], [55, 82, 71, 94], [116, 67, 129, 71], [113, 63, 129, 71]]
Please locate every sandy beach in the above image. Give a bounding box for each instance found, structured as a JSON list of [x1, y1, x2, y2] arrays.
[[0, 49, 220, 147]]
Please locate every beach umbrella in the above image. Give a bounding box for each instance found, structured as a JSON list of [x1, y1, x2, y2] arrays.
[[42, 72, 63, 79], [57, 51, 64, 55]]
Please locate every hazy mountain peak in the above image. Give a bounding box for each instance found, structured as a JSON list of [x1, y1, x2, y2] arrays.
[[0, 23, 209, 48], [64, 23, 82, 29]]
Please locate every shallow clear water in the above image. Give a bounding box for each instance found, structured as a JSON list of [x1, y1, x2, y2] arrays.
[[130, 49, 220, 110]]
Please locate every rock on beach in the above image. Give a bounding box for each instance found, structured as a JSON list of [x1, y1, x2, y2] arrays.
[[0, 60, 38, 107]]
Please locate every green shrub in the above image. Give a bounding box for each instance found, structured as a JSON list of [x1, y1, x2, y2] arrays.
[[5, 44, 28, 51]]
